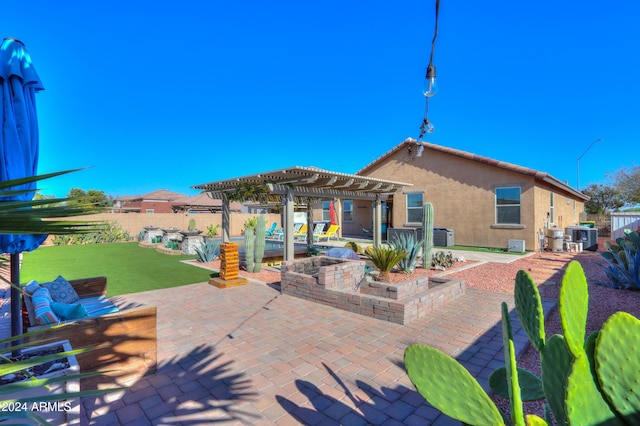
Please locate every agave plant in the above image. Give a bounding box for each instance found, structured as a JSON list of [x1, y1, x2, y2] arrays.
[[390, 234, 423, 274], [599, 230, 640, 290], [194, 239, 220, 263], [364, 245, 408, 283]]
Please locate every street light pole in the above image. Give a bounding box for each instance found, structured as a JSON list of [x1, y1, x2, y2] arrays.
[[576, 138, 603, 191]]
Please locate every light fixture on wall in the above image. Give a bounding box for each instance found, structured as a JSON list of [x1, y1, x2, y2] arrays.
[[418, 0, 440, 140]]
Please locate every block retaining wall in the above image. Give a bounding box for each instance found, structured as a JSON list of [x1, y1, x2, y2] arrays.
[[281, 257, 466, 325]]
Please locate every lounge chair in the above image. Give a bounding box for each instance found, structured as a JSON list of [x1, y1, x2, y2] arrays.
[[293, 224, 308, 240], [265, 222, 277, 237], [273, 227, 284, 240], [315, 224, 340, 242]]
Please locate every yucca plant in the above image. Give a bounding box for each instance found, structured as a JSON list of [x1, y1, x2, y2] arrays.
[[364, 245, 408, 283], [0, 169, 106, 235], [0, 170, 120, 424], [391, 234, 423, 274]]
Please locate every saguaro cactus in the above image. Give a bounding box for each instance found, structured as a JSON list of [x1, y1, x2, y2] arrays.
[[422, 202, 434, 269], [244, 228, 255, 273], [253, 215, 266, 272]]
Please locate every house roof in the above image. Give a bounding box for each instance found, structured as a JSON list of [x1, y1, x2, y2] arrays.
[[171, 193, 243, 211], [114, 189, 187, 202], [193, 165, 412, 201], [357, 138, 589, 201]]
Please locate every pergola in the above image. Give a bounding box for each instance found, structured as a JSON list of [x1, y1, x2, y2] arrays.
[[192, 166, 412, 261]]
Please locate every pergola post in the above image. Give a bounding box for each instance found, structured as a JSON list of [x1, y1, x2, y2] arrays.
[[283, 188, 294, 261], [373, 196, 382, 246], [306, 204, 314, 249], [221, 193, 230, 243]]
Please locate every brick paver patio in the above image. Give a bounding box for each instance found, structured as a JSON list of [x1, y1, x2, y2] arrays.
[[78, 253, 562, 425]]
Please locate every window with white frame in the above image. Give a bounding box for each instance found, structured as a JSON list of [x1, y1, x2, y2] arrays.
[[322, 201, 331, 221], [495, 187, 521, 224], [343, 200, 353, 222], [406, 193, 423, 223]]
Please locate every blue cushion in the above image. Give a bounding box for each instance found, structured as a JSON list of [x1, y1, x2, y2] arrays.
[[42, 275, 79, 304], [31, 287, 59, 325], [24, 280, 40, 295], [50, 302, 89, 321], [76, 296, 119, 317]]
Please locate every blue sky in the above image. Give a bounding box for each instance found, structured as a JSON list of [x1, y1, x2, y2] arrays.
[[3, 1, 638, 198]]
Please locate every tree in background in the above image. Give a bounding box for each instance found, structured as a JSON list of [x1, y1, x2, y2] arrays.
[[609, 165, 640, 206], [582, 183, 625, 214], [66, 188, 112, 208]]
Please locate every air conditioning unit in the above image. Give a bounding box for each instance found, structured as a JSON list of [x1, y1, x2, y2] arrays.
[[508, 239, 525, 253]]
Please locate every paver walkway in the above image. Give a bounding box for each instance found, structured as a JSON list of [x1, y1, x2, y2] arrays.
[[78, 251, 573, 425]]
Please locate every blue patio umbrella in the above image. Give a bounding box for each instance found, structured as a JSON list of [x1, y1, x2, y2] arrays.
[[0, 37, 47, 340]]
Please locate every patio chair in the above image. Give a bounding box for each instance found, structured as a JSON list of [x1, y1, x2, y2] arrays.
[[273, 227, 284, 240], [315, 224, 340, 242], [265, 222, 277, 237], [293, 224, 308, 240]]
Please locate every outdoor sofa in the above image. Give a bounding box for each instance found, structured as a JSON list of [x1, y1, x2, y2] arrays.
[[22, 276, 157, 377]]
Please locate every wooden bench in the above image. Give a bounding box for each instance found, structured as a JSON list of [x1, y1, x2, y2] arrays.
[[24, 277, 157, 381]]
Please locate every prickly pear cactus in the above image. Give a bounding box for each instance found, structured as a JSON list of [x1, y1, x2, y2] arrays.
[[596, 312, 640, 423], [422, 202, 434, 269], [559, 261, 589, 357], [540, 335, 572, 426], [488, 367, 544, 401], [254, 215, 266, 272], [514, 270, 546, 352], [404, 344, 504, 425], [245, 228, 255, 272], [501, 302, 525, 426]]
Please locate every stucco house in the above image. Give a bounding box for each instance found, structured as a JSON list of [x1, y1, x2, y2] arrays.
[[112, 190, 187, 213], [343, 138, 589, 251]]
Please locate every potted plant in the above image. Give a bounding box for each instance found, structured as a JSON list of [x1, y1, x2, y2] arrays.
[[180, 218, 202, 237]]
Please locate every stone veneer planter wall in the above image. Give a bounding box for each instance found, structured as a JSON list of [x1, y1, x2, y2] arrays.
[[281, 256, 466, 325]]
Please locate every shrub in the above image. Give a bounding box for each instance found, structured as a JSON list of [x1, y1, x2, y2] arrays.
[[344, 241, 363, 254], [52, 222, 131, 245]]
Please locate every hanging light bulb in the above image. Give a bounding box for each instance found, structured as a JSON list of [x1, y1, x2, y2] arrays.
[[424, 118, 435, 133], [422, 64, 438, 97], [419, 116, 435, 139]]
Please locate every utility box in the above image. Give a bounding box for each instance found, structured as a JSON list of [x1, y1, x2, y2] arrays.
[[508, 239, 526, 253], [387, 228, 416, 243], [434, 228, 455, 247], [565, 226, 599, 251]]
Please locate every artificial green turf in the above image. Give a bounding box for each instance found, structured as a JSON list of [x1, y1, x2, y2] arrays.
[[20, 242, 213, 296]]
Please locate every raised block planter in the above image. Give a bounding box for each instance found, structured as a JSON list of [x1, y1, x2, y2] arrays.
[[281, 256, 465, 324]]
